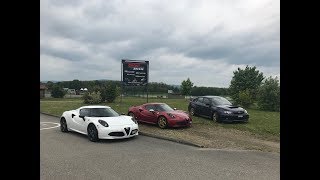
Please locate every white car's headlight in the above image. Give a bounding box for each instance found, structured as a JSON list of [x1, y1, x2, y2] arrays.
[[244, 110, 247, 114], [98, 120, 109, 127], [224, 111, 232, 114]]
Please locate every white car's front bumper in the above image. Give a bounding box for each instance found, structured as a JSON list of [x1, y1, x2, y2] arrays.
[[96, 124, 139, 139]]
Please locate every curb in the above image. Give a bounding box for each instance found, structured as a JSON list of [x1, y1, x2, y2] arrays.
[[40, 112, 204, 148], [139, 132, 205, 148], [41, 112, 60, 118]]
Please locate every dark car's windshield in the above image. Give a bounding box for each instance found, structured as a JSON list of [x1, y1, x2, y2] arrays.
[[90, 108, 119, 117], [212, 97, 232, 105], [155, 104, 174, 112]]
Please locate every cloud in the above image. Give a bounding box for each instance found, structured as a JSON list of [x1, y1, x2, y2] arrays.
[[40, 0, 279, 87]]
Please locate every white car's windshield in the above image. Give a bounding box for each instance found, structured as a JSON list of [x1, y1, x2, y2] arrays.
[[90, 108, 119, 117]]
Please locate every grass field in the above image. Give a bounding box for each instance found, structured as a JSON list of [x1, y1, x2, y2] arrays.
[[40, 97, 280, 140]]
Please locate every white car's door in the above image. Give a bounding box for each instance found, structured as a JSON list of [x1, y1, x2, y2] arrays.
[[72, 108, 90, 134], [66, 110, 78, 130]]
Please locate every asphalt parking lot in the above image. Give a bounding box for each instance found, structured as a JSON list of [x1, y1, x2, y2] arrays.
[[40, 114, 280, 180]]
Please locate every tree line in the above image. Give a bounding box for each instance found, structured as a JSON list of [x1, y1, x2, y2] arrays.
[[45, 79, 229, 98], [43, 65, 279, 111]]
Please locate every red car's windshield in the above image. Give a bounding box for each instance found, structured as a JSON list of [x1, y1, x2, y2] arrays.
[[154, 104, 174, 112]]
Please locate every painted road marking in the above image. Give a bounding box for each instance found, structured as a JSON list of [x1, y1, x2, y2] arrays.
[[40, 122, 60, 130]]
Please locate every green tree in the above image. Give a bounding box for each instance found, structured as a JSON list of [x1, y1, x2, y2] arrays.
[[69, 79, 81, 90], [229, 66, 264, 106], [100, 83, 118, 103], [172, 86, 180, 93], [46, 81, 54, 91], [51, 85, 66, 98], [257, 76, 280, 111], [92, 85, 101, 93], [190, 86, 229, 96], [181, 78, 194, 95]]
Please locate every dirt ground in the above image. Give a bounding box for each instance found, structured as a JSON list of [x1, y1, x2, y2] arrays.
[[138, 123, 280, 153]]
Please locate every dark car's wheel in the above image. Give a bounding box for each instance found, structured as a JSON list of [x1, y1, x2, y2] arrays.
[[158, 116, 168, 129], [87, 124, 99, 142], [60, 118, 69, 132], [190, 107, 196, 116], [212, 112, 220, 123]]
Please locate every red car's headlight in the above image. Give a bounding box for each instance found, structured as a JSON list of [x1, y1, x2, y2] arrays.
[[167, 113, 175, 118]]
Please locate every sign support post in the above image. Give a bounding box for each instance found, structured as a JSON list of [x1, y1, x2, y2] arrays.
[[120, 61, 123, 113]]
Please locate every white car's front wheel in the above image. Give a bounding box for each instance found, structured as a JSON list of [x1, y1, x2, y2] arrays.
[[60, 118, 69, 132], [87, 124, 99, 142]]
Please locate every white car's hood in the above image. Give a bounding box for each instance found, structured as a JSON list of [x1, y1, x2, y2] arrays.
[[91, 115, 135, 126]]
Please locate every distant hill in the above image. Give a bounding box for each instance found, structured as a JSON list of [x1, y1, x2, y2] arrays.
[[40, 80, 60, 83], [169, 84, 181, 89], [41, 79, 180, 87]]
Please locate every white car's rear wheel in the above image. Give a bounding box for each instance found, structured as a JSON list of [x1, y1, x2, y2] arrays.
[[87, 124, 99, 142], [60, 118, 69, 132]]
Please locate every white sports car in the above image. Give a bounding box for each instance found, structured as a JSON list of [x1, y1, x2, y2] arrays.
[[60, 105, 139, 142]]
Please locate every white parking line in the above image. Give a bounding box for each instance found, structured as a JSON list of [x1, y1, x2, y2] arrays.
[[40, 122, 60, 130]]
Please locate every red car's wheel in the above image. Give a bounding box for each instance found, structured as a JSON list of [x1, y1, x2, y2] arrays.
[[128, 112, 135, 120], [158, 116, 168, 129]]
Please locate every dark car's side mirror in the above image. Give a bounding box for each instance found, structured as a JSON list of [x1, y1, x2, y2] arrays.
[[173, 108, 177, 110], [149, 109, 155, 113], [205, 103, 211, 107]]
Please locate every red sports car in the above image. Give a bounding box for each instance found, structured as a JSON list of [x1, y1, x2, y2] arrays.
[[128, 103, 192, 129]]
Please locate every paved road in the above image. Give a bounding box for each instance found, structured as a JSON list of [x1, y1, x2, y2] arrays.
[[40, 114, 280, 180]]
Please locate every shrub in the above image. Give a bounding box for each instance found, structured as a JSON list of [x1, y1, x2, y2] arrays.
[[257, 76, 280, 111], [51, 85, 66, 98], [100, 83, 119, 103], [82, 92, 102, 104], [237, 89, 254, 108]]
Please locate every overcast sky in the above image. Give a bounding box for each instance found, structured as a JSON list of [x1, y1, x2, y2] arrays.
[[40, 0, 279, 87]]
